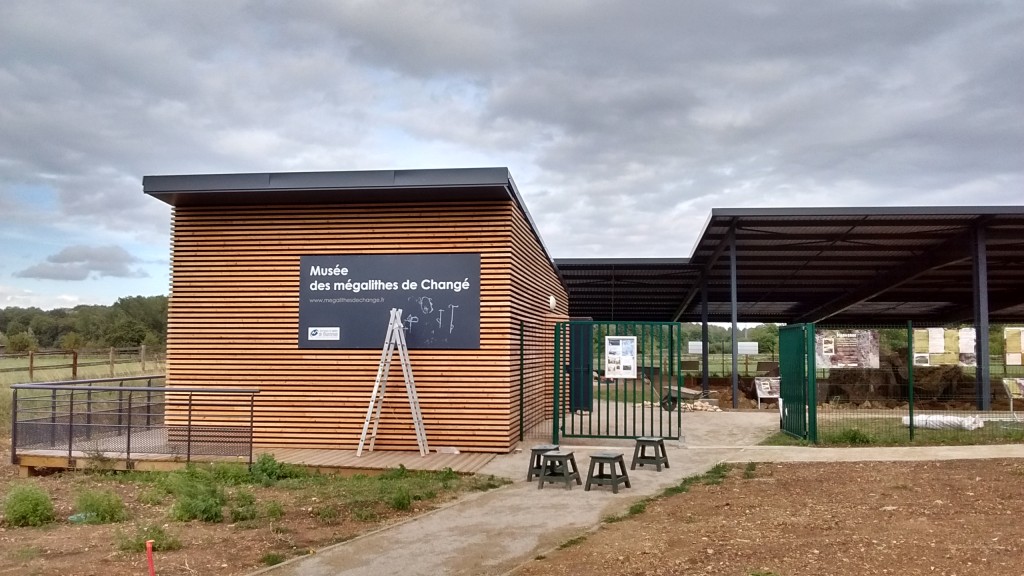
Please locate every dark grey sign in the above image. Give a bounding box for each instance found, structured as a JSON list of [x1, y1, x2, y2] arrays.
[[298, 254, 480, 349]]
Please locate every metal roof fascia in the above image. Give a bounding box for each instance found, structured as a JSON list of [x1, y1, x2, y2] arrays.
[[707, 206, 1024, 218]]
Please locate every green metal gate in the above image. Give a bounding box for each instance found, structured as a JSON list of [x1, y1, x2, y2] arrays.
[[779, 323, 817, 441], [553, 321, 683, 443]]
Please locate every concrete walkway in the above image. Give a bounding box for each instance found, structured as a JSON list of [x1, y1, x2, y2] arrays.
[[253, 412, 1024, 576]]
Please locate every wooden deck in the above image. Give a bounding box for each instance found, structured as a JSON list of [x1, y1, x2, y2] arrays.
[[15, 445, 495, 476], [261, 447, 496, 474]]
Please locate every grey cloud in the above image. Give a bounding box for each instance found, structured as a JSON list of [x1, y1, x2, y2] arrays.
[[0, 0, 1022, 265], [15, 245, 147, 281]]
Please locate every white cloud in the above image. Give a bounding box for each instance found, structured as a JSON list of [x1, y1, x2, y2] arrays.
[[15, 245, 147, 281]]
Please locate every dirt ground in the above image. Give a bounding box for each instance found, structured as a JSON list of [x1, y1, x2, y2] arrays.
[[0, 437, 481, 576], [514, 458, 1024, 576]]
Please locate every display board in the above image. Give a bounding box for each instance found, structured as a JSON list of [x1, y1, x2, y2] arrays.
[[1006, 327, 1024, 366], [605, 336, 637, 379], [815, 329, 880, 369], [912, 327, 976, 367], [298, 254, 480, 349]]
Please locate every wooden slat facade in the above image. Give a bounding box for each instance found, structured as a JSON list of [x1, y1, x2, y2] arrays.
[[167, 200, 568, 453]]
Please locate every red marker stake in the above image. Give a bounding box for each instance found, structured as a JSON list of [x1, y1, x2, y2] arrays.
[[146, 540, 156, 576]]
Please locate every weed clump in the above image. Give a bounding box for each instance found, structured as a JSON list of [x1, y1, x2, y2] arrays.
[[74, 489, 128, 524], [4, 484, 56, 527], [117, 524, 182, 552]]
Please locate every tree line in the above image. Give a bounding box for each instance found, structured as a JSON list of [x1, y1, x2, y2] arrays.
[[0, 295, 167, 353]]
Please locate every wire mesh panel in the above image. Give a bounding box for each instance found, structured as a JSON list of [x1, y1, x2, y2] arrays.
[[814, 323, 1024, 445], [12, 377, 258, 468], [553, 321, 683, 441]]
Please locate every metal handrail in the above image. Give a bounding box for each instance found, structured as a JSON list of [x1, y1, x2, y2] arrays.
[[11, 374, 166, 388], [11, 380, 259, 469]]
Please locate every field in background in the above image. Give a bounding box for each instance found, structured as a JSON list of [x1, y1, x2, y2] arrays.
[[0, 348, 165, 438]]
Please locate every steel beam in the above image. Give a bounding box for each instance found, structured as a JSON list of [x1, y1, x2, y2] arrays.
[[973, 224, 991, 410]]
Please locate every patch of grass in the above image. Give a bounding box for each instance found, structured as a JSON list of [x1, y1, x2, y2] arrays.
[[138, 486, 167, 506], [388, 487, 413, 511], [261, 552, 287, 566], [352, 506, 379, 522], [743, 462, 757, 479], [464, 474, 512, 491], [703, 463, 731, 485], [116, 524, 182, 553], [628, 500, 648, 515], [251, 453, 308, 486], [759, 432, 812, 446], [3, 484, 56, 527], [313, 504, 340, 524], [558, 535, 587, 549], [749, 571, 782, 576], [11, 545, 42, 562], [229, 490, 258, 522], [825, 428, 875, 445], [170, 480, 226, 523], [74, 489, 128, 523], [264, 500, 285, 520]]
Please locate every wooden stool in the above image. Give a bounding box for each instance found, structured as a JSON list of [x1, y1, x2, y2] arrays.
[[631, 436, 669, 471], [538, 450, 581, 489], [585, 452, 630, 493], [526, 444, 559, 481]]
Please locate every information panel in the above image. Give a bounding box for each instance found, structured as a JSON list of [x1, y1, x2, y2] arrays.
[[298, 254, 480, 349]]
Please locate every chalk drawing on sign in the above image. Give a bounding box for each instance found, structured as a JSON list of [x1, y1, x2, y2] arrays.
[[447, 304, 459, 334], [403, 314, 419, 334], [414, 296, 434, 315]]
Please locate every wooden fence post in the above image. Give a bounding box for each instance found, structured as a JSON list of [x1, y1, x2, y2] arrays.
[[72, 350, 78, 379], [29, 351, 35, 380], [109, 347, 115, 377], [141, 344, 146, 371]]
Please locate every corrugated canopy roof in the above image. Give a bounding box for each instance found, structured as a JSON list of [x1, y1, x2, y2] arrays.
[[559, 207, 1024, 325]]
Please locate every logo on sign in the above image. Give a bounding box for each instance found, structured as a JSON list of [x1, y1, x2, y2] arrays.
[[308, 327, 340, 340]]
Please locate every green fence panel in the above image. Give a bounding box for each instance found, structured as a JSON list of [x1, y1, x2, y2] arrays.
[[779, 324, 808, 439], [553, 321, 682, 442]]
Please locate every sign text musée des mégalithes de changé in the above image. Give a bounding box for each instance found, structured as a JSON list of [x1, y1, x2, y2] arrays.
[[298, 254, 480, 349]]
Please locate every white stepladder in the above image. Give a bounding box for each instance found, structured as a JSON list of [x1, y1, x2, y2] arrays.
[[357, 308, 429, 457]]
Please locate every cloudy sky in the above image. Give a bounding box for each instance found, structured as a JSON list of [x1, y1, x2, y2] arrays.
[[2, 1, 1022, 310]]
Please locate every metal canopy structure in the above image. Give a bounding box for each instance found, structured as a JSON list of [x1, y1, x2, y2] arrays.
[[676, 207, 1024, 325], [558, 207, 1024, 326], [554, 258, 697, 321]]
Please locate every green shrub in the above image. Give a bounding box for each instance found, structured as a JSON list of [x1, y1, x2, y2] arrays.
[[830, 428, 875, 445], [229, 490, 258, 522], [4, 485, 55, 527], [264, 500, 285, 520], [388, 487, 412, 511], [117, 524, 182, 552], [313, 504, 340, 524], [75, 489, 128, 524], [171, 481, 225, 522], [251, 454, 307, 485]]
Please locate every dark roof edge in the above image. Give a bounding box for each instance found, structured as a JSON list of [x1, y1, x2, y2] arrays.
[[708, 205, 1024, 217], [142, 167, 513, 194], [556, 258, 690, 266]]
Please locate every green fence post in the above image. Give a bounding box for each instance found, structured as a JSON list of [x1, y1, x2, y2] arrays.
[[907, 320, 915, 442], [806, 323, 818, 443]]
